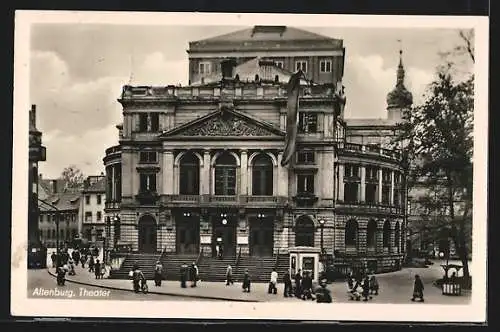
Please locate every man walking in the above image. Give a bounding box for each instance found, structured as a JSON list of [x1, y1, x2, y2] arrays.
[[411, 274, 425, 302], [283, 269, 293, 297]]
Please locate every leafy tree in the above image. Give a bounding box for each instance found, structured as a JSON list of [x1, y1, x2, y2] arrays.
[[394, 31, 474, 286], [61, 165, 85, 189]]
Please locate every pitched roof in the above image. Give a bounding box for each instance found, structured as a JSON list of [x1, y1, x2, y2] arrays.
[[39, 192, 81, 212], [83, 176, 106, 193], [193, 26, 338, 43]]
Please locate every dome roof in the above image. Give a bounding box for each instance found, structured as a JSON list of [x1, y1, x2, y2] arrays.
[[387, 50, 413, 109]]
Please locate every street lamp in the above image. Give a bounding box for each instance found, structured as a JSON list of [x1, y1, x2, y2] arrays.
[[221, 213, 228, 225], [319, 219, 325, 255]]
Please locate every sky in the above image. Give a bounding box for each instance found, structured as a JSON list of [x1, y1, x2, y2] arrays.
[[29, 24, 473, 179]]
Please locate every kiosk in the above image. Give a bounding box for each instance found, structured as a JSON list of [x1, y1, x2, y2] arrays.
[[289, 246, 321, 283]]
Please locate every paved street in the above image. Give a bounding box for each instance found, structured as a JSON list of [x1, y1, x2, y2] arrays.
[[33, 258, 472, 304], [28, 268, 214, 301]]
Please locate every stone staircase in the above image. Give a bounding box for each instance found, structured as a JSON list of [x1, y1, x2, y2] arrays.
[[161, 253, 199, 280], [109, 252, 162, 279], [196, 255, 237, 282]]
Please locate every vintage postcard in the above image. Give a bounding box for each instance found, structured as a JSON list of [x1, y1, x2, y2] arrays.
[[11, 11, 488, 322]]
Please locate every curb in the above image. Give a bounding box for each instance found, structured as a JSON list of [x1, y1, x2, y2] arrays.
[[47, 270, 259, 303]]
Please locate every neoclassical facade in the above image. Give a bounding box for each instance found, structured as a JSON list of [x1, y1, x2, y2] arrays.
[[104, 26, 409, 272]]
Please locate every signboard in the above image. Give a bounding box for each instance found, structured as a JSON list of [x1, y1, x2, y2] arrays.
[[200, 236, 211, 244], [237, 236, 248, 245]]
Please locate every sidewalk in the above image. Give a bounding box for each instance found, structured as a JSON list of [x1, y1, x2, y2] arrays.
[[48, 263, 471, 304]]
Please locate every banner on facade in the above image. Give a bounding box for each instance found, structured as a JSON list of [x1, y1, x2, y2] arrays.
[[281, 70, 304, 167]]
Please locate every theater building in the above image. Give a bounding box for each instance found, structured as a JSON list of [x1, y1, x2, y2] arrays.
[[104, 26, 409, 272]]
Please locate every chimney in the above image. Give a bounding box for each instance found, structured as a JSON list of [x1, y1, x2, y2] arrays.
[[29, 105, 37, 131], [51, 179, 57, 194], [221, 58, 237, 80]]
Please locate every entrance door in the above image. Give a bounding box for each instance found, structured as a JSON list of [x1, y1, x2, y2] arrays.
[[138, 215, 157, 253], [249, 217, 274, 256], [176, 216, 200, 254], [213, 218, 236, 257]]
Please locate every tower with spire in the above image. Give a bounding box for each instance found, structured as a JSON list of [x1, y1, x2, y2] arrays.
[[386, 45, 413, 124]]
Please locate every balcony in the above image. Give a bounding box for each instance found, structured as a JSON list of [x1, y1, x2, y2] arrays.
[[336, 201, 403, 215], [135, 190, 160, 205], [338, 142, 402, 162], [160, 194, 287, 207], [293, 192, 318, 207]]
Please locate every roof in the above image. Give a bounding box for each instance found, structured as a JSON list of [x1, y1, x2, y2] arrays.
[[194, 26, 339, 43], [190, 57, 310, 86], [83, 176, 106, 193], [39, 192, 81, 212]]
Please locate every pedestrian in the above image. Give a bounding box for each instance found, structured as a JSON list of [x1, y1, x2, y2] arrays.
[[226, 265, 234, 286], [88, 255, 95, 273], [154, 260, 163, 287], [411, 274, 425, 302], [283, 269, 293, 297], [369, 275, 379, 295], [219, 244, 224, 259], [72, 249, 80, 266], [301, 271, 314, 300], [190, 262, 199, 288], [242, 269, 251, 293], [361, 275, 371, 301], [315, 277, 332, 303], [68, 258, 76, 276], [180, 263, 188, 288], [80, 255, 86, 268], [215, 244, 220, 259], [94, 259, 101, 279], [294, 269, 303, 298], [50, 252, 57, 268], [56, 265, 67, 286], [268, 268, 278, 294]]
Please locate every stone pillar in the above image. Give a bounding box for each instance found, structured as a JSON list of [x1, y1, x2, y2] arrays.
[[163, 150, 174, 195], [322, 150, 334, 200], [378, 168, 383, 204], [111, 165, 116, 201], [202, 150, 211, 195], [277, 152, 288, 197], [240, 150, 248, 195], [360, 166, 366, 202], [338, 164, 344, 201], [390, 171, 395, 205]]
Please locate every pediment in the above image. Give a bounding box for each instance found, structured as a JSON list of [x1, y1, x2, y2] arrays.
[[161, 109, 285, 138]]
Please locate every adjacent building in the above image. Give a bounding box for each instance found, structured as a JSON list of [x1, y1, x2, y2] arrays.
[[80, 174, 106, 243], [104, 26, 409, 273]]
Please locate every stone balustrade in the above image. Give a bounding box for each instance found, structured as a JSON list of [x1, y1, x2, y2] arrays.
[[339, 142, 402, 161]]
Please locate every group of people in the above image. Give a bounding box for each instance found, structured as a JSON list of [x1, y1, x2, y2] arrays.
[[53, 247, 104, 286], [180, 262, 199, 288], [346, 272, 379, 302]]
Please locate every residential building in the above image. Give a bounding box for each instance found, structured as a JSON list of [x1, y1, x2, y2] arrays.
[[80, 174, 106, 243]]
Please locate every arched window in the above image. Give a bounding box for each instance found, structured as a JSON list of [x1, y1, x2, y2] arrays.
[[345, 219, 358, 246], [215, 153, 237, 195], [367, 219, 377, 247], [252, 154, 273, 196], [394, 221, 400, 252], [180, 153, 200, 195], [383, 220, 391, 248], [295, 215, 315, 247]]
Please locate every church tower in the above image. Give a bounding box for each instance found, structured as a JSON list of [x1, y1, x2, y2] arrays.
[[386, 47, 413, 124]]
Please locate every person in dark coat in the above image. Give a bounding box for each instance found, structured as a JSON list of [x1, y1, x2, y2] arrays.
[[180, 263, 188, 288], [190, 262, 198, 288], [283, 269, 293, 297], [411, 274, 425, 302], [301, 271, 314, 300], [88, 255, 95, 272], [154, 260, 163, 287], [361, 276, 371, 301], [80, 255, 86, 268], [294, 269, 303, 298], [72, 250, 80, 266], [242, 269, 251, 293], [94, 259, 101, 279], [369, 275, 379, 295], [50, 252, 57, 268], [315, 278, 332, 303]]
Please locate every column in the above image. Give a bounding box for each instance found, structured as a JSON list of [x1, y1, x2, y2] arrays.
[[111, 165, 116, 201], [163, 150, 174, 195], [337, 164, 344, 201], [378, 168, 383, 204], [202, 150, 211, 195], [360, 166, 366, 202], [240, 150, 248, 195], [390, 171, 395, 205], [277, 152, 289, 197]]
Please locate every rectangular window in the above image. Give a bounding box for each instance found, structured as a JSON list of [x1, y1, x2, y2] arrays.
[[215, 168, 236, 195], [96, 211, 102, 222], [344, 164, 360, 178], [366, 167, 379, 181], [180, 165, 200, 195], [139, 113, 148, 132], [344, 183, 359, 203], [85, 195, 90, 205], [298, 112, 318, 133], [297, 174, 315, 194], [275, 61, 284, 69], [199, 62, 211, 75], [39, 215, 44, 223], [365, 183, 377, 204], [139, 151, 157, 163], [382, 169, 391, 182], [320, 60, 332, 73], [382, 186, 390, 204], [96, 194, 102, 205], [139, 173, 157, 192], [295, 60, 307, 72], [297, 151, 315, 164], [85, 212, 92, 222], [151, 113, 159, 131], [96, 229, 104, 241]]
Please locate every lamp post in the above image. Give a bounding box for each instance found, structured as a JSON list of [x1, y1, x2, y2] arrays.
[[319, 219, 325, 257]]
